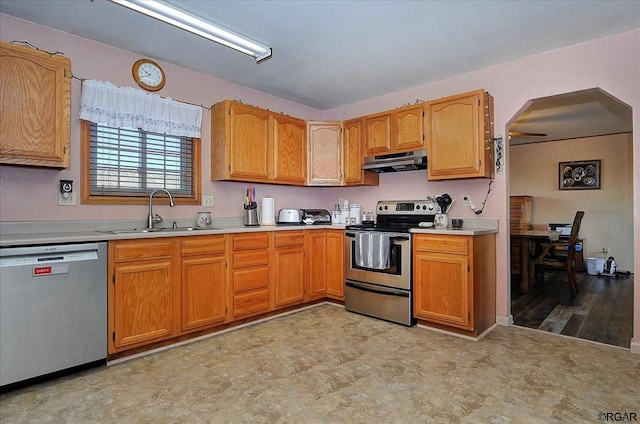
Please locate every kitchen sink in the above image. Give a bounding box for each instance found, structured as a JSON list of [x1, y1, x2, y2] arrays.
[[98, 227, 216, 234]]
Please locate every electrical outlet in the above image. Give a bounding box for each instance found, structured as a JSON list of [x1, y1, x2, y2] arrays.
[[462, 195, 471, 207], [202, 195, 214, 207], [603, 247, 610, 257], [58, 191, 76, 206]]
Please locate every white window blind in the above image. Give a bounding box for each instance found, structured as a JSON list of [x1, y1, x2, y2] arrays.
[[88, 122, 193, 196]]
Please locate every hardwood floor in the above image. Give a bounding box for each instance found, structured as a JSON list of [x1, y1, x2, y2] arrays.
[[511, 269, 634, 348]]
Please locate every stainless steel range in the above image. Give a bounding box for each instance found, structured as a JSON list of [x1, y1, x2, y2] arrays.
[[344, 199, 437, 326]]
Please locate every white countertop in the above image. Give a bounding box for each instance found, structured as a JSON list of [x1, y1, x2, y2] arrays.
[[0, 218, 346, 247], [0, 218, 498, 247]]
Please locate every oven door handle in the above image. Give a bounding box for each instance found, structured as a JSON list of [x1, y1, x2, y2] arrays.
[[345, 232, 410, 242], [346, 281, 410, 298]]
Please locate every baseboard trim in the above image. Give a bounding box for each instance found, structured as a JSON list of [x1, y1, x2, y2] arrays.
[[496, 314, 513, 327], [417, 323, 497, 341]]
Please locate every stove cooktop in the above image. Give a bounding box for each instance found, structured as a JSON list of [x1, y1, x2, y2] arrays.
[[346, 199, 437, 233]]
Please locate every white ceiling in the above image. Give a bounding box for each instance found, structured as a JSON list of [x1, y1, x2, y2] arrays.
[[508, 88, 633, 145], [1, 0, 639, 111]]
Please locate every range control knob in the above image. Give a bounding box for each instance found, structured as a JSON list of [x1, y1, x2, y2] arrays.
[[384, 205, 389, 210], [378, 206, 383, 211], [415, 205, 420, 210], [422, 205, 427, 210]]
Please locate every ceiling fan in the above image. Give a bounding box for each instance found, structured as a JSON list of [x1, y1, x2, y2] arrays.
[[508, 131, 548, 138]]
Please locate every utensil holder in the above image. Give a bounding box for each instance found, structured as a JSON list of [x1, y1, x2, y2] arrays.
[[434, 213, 448, 228], [244, 203, 259, 226]]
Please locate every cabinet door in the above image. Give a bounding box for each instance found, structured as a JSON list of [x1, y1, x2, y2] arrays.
[[274, 246, 306, 307], [112, 260, 174, 349], [0, 41, 71, 168], [394, 104, 424, 152], [325, 231, 345, 300], [364, 113, 391, 155], [426, 89, 492, 180], [343, 119, 363, 185], [306, 232, 327, 300], [413, 252, 472, 329], [229, 102, 271, 181], [273, 113, 306, 185], [307, 121, 343, 185], [181, 255, 226, 331]]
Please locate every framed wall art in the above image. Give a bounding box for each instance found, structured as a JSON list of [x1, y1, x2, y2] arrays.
[[559, 160, 601, 190]]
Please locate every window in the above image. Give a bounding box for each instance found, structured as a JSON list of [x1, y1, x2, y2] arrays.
[[81, 120, 200, 204]]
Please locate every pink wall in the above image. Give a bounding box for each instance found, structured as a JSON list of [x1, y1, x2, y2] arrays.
[[1, 14, 638, 350], [0, 14, 326, 222]]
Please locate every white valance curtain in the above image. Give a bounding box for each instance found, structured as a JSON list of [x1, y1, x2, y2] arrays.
[[79, 80, 202, 138]]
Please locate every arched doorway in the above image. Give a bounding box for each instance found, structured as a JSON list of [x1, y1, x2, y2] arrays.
[[507, 88, 634, 348]]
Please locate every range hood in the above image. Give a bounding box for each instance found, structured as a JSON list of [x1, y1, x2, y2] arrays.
[[362, 150, 427, 173]]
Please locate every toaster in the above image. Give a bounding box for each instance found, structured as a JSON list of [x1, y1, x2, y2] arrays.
[[277, 208, 303, 224]]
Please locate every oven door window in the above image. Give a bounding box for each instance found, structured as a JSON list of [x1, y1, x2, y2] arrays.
[[351, 240, 401, 275]]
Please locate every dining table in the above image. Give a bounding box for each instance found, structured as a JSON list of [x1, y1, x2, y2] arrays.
[[510, 229, 561, 293]]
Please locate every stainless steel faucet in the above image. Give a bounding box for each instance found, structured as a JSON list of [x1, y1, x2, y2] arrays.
[[147, 189, 175, 229]]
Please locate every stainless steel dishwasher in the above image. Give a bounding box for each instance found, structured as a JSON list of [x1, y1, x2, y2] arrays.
[[0, 242, 107, 390]]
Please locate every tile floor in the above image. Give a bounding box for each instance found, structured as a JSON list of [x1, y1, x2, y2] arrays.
[[1, 304, 639, 423]]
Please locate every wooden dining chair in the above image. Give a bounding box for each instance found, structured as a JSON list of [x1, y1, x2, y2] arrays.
[[534, 211, 585, 297]]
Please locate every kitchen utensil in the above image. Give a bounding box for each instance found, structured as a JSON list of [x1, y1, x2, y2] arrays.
[[435, 193, 453, 213], [244, 203, 259, 226]]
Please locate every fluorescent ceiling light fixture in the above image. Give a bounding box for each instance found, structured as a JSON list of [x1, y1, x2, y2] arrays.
[[108, 0, 272, 63]]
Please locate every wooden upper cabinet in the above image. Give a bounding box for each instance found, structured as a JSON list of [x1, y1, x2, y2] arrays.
[[273, 113, 306, 185], [211, 100, 307, 185], [343, 118, 379, 187], [0, 40, 71, 168], [364, 103, 425, 156], [364, 113, 391, 155], [426, 89, 494, 180], [395, 104, 425, 151], [307, 121, 343, 186], [211, 100, 269, 182]]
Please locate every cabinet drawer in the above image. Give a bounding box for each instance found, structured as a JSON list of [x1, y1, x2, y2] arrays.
[[113, 239, 174, 262], [233, 250, 269, 268], [233, 232, 269, 251], [233, 267, 270, 292], [274, 231, 304, 247], [181, 235, 226, 256], [233, 289, 270, 318], [414, 235, 468, 255]]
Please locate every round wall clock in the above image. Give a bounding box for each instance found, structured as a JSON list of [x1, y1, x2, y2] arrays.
[[132, 59, 166, 91]]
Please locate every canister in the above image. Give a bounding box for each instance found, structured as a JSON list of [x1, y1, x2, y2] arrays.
[[350, 204, 361, 224]]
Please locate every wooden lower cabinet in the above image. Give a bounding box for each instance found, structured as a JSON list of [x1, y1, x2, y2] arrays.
[[108, 229, 349, 356], [325, 231, 345, 300], [273, 231, 306, 308], [306, 230, 344, 301], [181, 236, 227, 331], [109, 239, 179, 353], [230, 232, 272, 320], [413, 233, 495, 337]]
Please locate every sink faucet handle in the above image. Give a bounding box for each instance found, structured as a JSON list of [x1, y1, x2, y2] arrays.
[[172, 220, 177, 229], [152, 214, 164, 225]]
